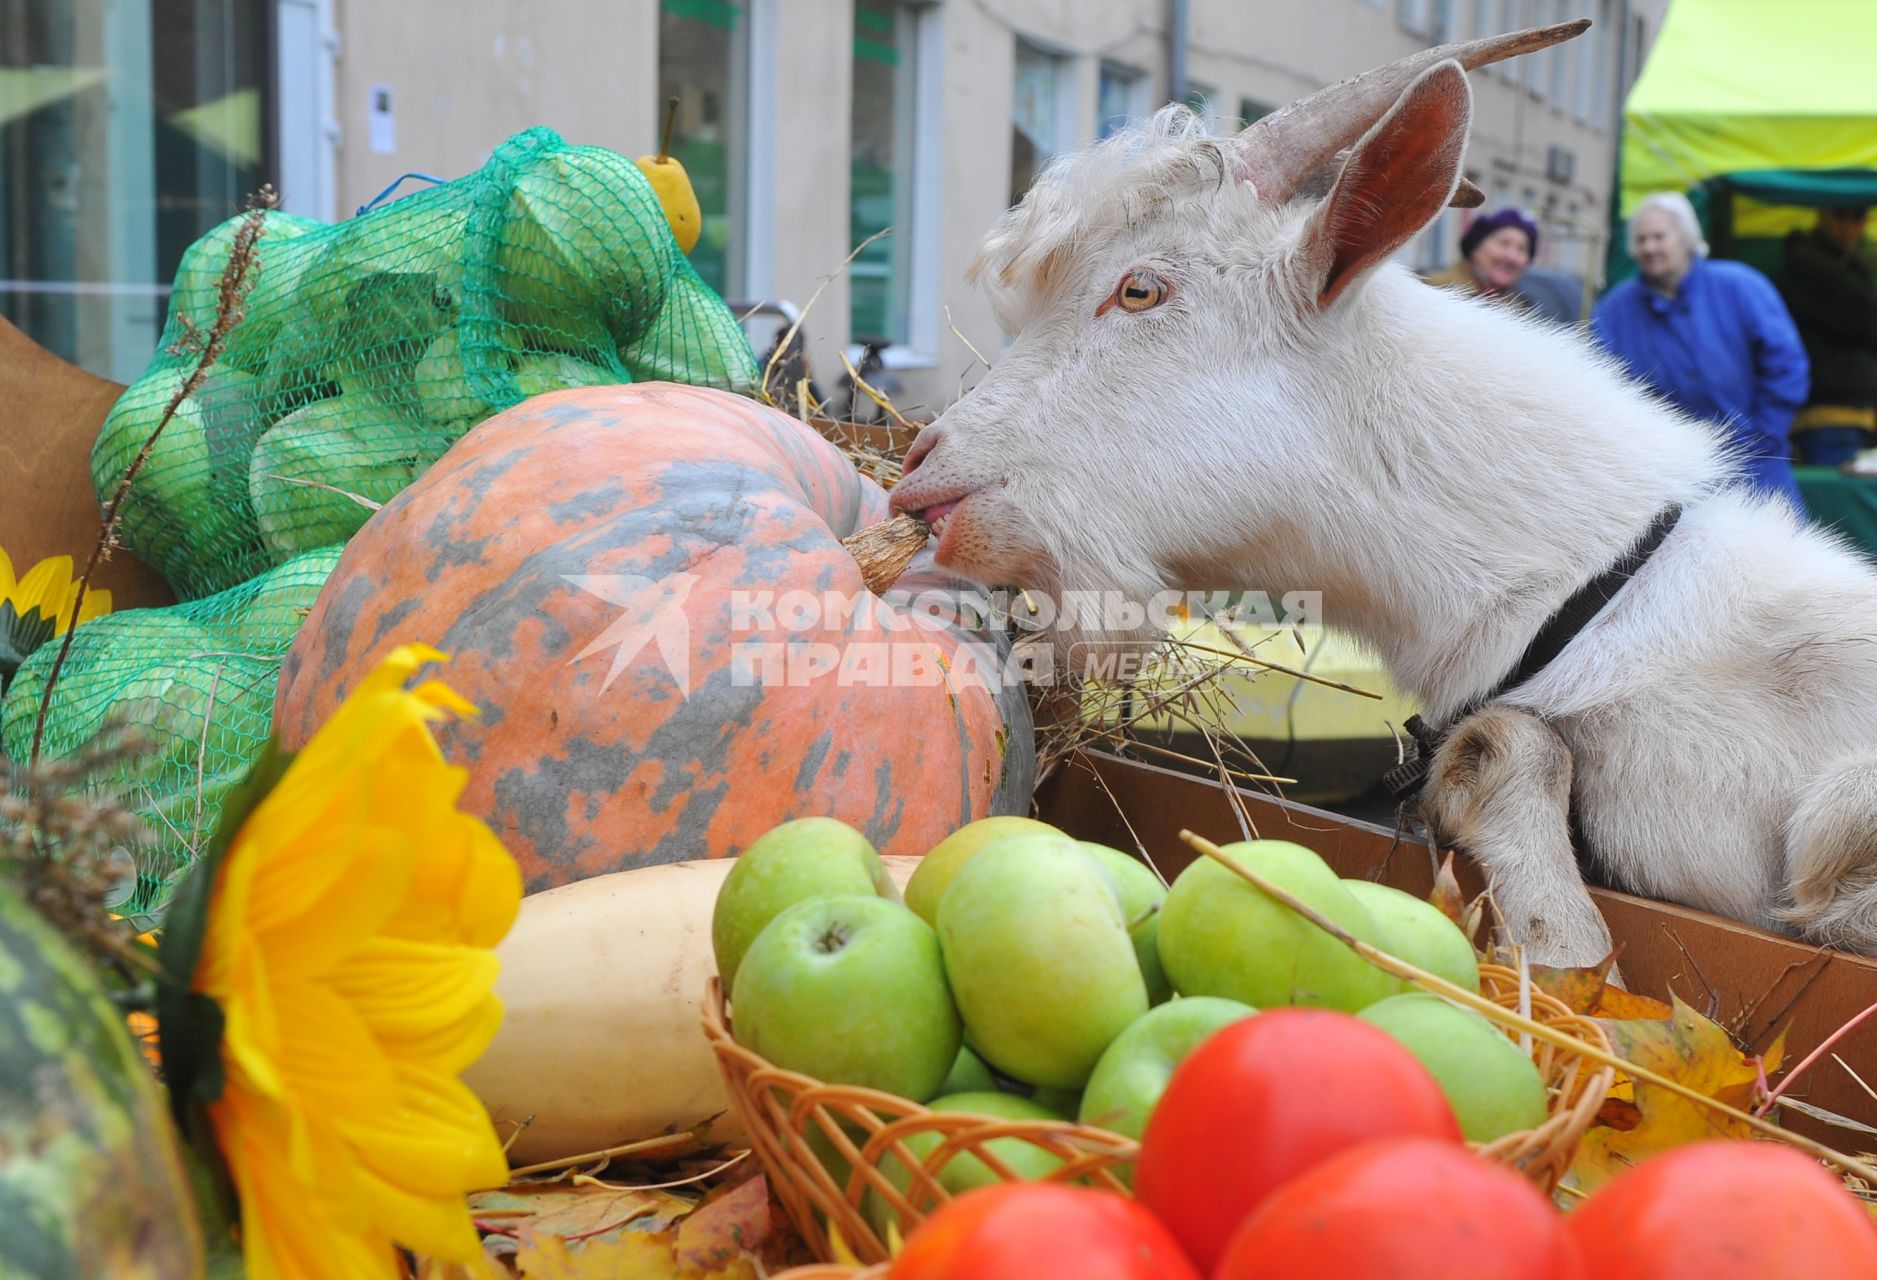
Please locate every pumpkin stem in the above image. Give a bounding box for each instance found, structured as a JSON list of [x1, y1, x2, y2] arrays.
[[842, 514, 931, 595]]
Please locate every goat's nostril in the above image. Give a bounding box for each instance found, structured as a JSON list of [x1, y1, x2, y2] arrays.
[[902, 427, 941, 475]]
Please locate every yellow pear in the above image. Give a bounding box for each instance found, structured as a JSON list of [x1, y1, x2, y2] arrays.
[[638, 95, 702, 255]]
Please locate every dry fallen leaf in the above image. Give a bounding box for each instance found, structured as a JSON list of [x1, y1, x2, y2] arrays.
[[1526, 949, 1674, 1021], [468, 1184, 686, 1243], [1565, 995, 1786, 1195], [515, 1229, 761, 1279], [674, 1176, 771, 1270], [1428, 853, 1465, 926]]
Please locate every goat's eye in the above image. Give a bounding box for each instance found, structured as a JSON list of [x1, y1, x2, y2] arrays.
[[1113, 270, 1169, 314]]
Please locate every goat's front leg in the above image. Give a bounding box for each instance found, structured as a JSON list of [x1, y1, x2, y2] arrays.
[[1420, 705, 1614, 968]]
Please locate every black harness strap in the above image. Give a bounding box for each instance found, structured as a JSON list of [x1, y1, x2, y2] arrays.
[[1383, 503, 1684, 804]]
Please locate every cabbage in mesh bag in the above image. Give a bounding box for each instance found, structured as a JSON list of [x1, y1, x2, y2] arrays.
[[0, 547, 343, 920], [95, 126, 758, 604]]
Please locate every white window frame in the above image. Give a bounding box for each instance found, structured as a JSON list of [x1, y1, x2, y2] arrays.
[[1185, 79, 1221, 132], [740, 0, 780, 304], [275, 0, 339, 222], [1097, 59, 1149, 138], [846, 0, 945, 372]]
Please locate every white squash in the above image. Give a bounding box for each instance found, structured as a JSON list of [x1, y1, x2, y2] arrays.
[[466, 854, 920, 1165]]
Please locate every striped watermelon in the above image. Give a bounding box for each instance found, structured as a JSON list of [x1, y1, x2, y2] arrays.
[[0, 880, 204, 1277]]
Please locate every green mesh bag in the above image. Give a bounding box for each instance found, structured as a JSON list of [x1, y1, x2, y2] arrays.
[[47, 129, 758, 918], [0, 548, 343, 922], [93, 126, 758, 603]]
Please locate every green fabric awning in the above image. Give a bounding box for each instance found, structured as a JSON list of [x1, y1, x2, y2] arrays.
[[1621, 0, 1877, 217], [1611, 1, 1877, 280]]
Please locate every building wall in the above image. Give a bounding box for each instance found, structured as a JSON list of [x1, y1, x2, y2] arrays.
[[328, 0, 660, 214], [317, 0, 1670, 413]]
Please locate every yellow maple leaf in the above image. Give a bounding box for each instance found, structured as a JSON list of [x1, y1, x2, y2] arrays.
[[516, 1229, 761, 1280], [1565, 996, 1786, 1195]]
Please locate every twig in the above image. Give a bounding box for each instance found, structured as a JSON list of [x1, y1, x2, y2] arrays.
[[1178, 828, 1877, 1185], [30, 186, 277, 765], [188, 663, 226, 854], [1755, 1000, 1877, 1117], [504, 1124, 721, 1179], [760, 227, 894, 410]]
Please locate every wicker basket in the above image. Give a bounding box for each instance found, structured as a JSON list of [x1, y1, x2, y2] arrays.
[[704, 964, 1613, 1266]]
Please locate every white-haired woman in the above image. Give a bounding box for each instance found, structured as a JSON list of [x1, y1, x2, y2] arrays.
[[1592, 192, 1812, 511]]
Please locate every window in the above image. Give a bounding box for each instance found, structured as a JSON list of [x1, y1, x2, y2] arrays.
[[850, 0, 922, 346], [1238, 97, 1274, 129], [1495, 0, 1521, 83], [1012, 39, 1072, 203], [1414, 210, 1452, 272], [1625, 14, 1648, 95], [1572, 1, 1597, 124], [659, 0, 752, 296], [1398, 0, 1433, 37], [1183, 80, 1220, 132], [2, 0, 273, 381], [1098, 60, 1146, 139], [1546, 0, 1570, 110], [1471, 0, 1493, 39], [1590, 0, 1614, 132]]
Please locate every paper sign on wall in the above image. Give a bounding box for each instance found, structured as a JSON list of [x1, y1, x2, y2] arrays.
[[368, 84, 396, 155]]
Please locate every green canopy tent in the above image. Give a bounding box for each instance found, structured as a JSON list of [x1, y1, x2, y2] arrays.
[[1611, 0, 1877, 285], [1610, 0, 1877, 560]]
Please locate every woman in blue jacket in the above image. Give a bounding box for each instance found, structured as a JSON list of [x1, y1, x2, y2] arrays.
[[1593, 192, 1812, 512]]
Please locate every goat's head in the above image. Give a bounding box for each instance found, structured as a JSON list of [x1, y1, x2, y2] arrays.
[[891, 22, 1585, 655]]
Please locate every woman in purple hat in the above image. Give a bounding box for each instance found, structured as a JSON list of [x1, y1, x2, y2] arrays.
[[1424, 207, 1540, 310]]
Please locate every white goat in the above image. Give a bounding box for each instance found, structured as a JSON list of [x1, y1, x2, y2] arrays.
[[890, 25, 1877, 966]]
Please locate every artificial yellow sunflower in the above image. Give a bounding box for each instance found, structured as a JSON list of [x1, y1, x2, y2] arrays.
[[0, 546, 111, 685], [160, 643, 522, 1279]]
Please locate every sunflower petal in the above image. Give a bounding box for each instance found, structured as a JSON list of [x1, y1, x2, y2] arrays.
[[327, 938, 503, 1073], [12, 555, 74, 626], [195, 643, 521, 1280], [346, 1065, 509, 1196], [75, 587, 112, 627]]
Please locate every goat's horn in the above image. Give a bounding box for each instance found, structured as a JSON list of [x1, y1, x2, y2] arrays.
[[1451, 178, 1485, 209], [1236, 20, 1589, 205]]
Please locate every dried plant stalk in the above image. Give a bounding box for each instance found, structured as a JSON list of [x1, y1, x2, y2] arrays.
[[29, 185, 278, 765], [842, 514, 931, 595]]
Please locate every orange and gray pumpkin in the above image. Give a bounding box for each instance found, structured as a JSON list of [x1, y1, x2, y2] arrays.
[[274, 383, 1032, 889]]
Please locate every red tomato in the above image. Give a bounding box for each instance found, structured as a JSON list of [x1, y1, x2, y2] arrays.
[[1215, 1137, 1585, 1279], [886, 1182, 1202, 1280], [1133, 1007, 1462, 1273], [1563, 1140, 1877, 1278]]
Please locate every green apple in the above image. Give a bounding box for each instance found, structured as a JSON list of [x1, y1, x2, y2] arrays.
[[712, 817, 897, 988], [1029, 1086, 1081, 1116], [937, 837, 1149, 1089], [937, 1046, 999, 1096], [730, 895, 960, 1101], [904, 815, 1061, 925], [867, 1091, 1067, 1231], [1078, 996, 1257, 1144], [1341, 879, 1482, 995], [1078, 842, 1172, 1005], [1357, 993, 1548, 1142], [1157, 840, 1398, 1012]]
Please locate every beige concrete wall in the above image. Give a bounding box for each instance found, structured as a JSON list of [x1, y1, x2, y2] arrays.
[[321, 0, 1670, 412], [330, 0, 660, 212], [765, 2, 855, 405]]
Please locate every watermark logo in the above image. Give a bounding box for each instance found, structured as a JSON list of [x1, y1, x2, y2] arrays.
[[564, 572, 699, 695], [566, 580, 1322, 693]]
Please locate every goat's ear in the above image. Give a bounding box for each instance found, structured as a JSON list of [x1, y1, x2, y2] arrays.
[[1302, 60, 1471, 309]]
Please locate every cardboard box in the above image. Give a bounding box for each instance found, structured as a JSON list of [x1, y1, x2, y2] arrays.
[[1037, 751, 1877, 1145], [0, 318, 174, 611]]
